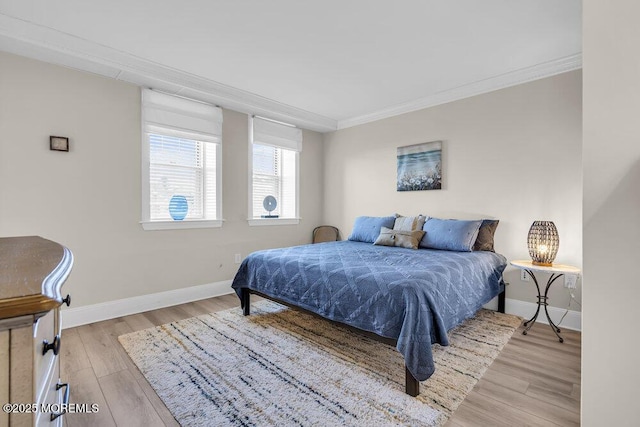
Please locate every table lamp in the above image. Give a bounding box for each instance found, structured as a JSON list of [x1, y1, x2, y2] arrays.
[[527, 221, 559, 266]]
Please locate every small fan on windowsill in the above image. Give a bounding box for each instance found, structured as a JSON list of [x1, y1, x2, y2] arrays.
[[261, 195, 279, 218]]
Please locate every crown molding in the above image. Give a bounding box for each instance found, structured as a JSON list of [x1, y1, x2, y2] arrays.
[[0, 13, 582, 134], [0, 14, 337, 133], [336, 53, 582, 130]]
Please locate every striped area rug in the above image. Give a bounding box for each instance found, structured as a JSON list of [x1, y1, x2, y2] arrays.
[[119, 300, 521, 426]]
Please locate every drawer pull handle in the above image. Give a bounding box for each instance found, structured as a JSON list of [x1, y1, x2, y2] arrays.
[[50, 382, 70, 421], [62, 294, 71, 307], [42, 335, 60, 356]]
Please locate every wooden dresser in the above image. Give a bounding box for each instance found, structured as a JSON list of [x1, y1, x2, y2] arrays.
[[0, 237, 73, 427]]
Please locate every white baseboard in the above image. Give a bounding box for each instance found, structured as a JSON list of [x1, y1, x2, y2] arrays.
[[61, 280, 235, 329], [504, 298, 581, 331], [62, 284, 581, 332]]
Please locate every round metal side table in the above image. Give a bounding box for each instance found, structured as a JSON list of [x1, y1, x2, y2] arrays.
[[510, 260, 580, 343]]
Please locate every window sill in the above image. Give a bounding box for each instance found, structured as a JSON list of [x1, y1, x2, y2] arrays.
[[248, 218, 300, 226], [141, 219, 224, 231]]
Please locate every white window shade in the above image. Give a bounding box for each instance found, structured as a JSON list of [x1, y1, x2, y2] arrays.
[[252, 117, 302, 152], [141, 89, 223, 229], [142, 89, 223, 143], [249, 117, 300, 224]]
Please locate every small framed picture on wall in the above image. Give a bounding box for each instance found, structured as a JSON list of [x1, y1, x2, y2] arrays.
[[50, 136, 69, 152]]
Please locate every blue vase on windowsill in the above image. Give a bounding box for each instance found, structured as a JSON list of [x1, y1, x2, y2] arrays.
[[169, 195, 188, 221]]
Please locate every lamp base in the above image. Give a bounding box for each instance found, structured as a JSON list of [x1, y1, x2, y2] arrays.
[[532, 260, 553, 267]]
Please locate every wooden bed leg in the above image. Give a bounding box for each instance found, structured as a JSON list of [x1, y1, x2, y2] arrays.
[[405, 366, 419, 397], [242, 289, 251, 316], [498, 287, 506, 314]]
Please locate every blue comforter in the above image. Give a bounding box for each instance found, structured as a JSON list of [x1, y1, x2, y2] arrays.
[[231, 241, 506, 381]]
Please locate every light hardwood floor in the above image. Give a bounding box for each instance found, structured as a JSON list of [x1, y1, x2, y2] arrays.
[[61, 294, 580, 427]]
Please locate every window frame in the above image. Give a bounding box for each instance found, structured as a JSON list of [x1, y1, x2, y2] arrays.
[[247, 116, 300, 226], [140, 90, 223, 231]]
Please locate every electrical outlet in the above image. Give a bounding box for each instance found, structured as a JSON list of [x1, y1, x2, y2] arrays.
[[564, 274, 577, 289], [520, 270, 530, 281], [234, 253, 242, 264]]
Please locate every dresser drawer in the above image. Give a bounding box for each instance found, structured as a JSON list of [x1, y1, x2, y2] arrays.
[[35, 361, 64, 427], [33, 309, 60, 402]]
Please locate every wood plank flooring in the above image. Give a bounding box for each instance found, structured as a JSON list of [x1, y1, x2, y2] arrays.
[[61, 294, 580, 426]]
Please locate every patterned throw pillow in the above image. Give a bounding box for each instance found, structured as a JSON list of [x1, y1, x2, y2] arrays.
[[473, 219, 499, 252], [374, 227, 426, 250], [393, 215, 427, 232]]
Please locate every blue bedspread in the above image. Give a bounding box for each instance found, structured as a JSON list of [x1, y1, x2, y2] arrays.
[[231, 241, 506, 381]]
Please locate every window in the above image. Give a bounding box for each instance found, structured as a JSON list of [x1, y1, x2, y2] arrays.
[[141, 89, 223, 230], [148, 134, 216, 220], [249, 116, 302, 225]]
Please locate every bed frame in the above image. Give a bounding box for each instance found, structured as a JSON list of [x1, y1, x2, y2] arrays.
[[240, 282, 506, 397]]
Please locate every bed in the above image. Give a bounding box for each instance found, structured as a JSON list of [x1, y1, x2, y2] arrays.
[[231, 240, 507, 396]]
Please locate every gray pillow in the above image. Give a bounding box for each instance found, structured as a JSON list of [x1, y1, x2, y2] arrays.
[[419, 218, 482, 252], [474, 220, 499, 252], [374, 227, 425, 250]]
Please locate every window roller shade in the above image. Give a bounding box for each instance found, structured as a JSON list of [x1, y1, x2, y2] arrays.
[[253, 117, 302, 152], [143, 89, 223, 143]]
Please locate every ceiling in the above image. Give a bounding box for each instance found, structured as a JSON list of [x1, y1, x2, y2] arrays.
[[0, 1, 581, 132]]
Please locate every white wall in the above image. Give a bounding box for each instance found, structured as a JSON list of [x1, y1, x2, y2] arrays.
[[0, 52, 324, 308], [323, 71, 583, 310], [582, 1, 640, 424]]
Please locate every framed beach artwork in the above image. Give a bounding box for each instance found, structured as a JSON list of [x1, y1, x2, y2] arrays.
[[397, 141, 442, 191]]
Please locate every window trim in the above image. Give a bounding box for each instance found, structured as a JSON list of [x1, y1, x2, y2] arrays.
[[247, 116, 300, 226], [247, 218, 300, 227], [140, 219, 224, 231], [141, 89, 223, 230]]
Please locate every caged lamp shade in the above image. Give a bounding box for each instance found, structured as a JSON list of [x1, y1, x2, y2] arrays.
[[527, 221, 559, 266]]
